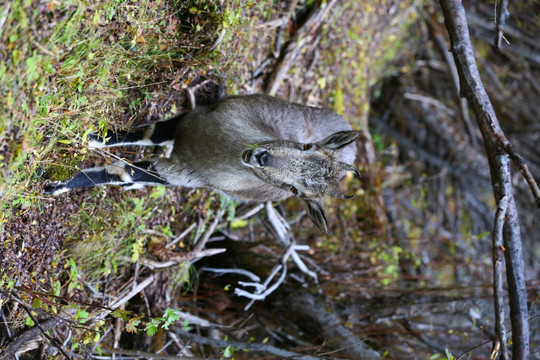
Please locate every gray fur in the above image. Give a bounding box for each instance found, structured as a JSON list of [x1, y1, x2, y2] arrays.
[[46, 95, 359, 232]]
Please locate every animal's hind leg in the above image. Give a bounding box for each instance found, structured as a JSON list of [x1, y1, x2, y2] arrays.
[[89, 115, 182, 148], [44, 160, 169, 195]]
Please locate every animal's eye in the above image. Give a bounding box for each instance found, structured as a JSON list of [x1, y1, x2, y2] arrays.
[[290, 186, 298, 195], [303, 143, 313, 151]]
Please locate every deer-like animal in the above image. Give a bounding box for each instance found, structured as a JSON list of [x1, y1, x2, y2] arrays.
[[45, 95, 359, 232]]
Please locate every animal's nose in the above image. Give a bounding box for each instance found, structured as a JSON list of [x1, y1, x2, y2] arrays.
[[255, 150, 272, 166]]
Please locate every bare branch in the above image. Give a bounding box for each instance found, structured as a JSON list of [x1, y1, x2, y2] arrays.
[[173, 327, 323, 360], [263, 0, 338, 95], [494, 0, 510, 50], [4, 293, 70, 360], [492, 194, 509, 360], [99, 343, 217, 360], [438, 0, 530, 358], [192, 198, 228, 253], [494, 130, 540, 208]]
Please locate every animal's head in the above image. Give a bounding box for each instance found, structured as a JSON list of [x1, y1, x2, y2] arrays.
[[241, 130, 360, 233]]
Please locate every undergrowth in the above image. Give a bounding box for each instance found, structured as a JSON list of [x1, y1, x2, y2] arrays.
[[0, 0, 249, 340], [0, 0, 228, 215]]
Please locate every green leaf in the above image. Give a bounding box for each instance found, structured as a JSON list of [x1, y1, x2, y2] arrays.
[[32, 297, 42, 309], [145, 318, 161, 336], [75, 308, 89, 323], [12, 49, 22, 66], [111, 309, 131, 321], [230, 219, 248, 229], [162, 308, 181, 329], [150, 186, 166, 199], [25, 316, 35, 327], [223, 345, 234, 357]]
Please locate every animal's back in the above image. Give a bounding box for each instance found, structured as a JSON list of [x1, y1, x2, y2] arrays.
[[171, 95, 356, 201]]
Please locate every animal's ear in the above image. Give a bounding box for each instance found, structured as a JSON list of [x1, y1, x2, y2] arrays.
[[299, 198, 328, 233], [317, 131, 360, 150]]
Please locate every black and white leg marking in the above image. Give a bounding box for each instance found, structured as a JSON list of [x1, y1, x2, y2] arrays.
[[88, 117, 181, 149], [44, 160, 169, 195]]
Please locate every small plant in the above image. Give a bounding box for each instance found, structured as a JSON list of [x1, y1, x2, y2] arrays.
[[144, 308, 182, 336], [221, 344, 235, 359]]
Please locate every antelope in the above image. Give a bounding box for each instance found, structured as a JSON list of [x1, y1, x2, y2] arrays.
[[45, 95, 360, 232]]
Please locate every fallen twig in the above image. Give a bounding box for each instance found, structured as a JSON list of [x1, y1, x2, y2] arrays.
[[119, 248, 227, 270], [192, 198, 228, 253], [3, 293, 71, 360], [95, 274, 155, 320], [235, 241, 317, 311], [98, 342, 218, 360], [173, 328, 321, 360], [264, 0, 338, 95], [166, 222, 196, 249]]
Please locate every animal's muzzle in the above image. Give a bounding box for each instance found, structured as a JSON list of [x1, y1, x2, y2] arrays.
[[241, 148, 272, 167]]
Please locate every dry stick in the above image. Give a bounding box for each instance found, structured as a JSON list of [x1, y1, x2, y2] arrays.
[[264, 0, 337, 95], [492, 194, 509, 360], [93, 274, 155, 322], [98, 342, 219, 360], [166, 222, 196, 249], [439, 1, 530, 358], [192, 198, 228, 253], [432, 31, 478, 148], [172, 327, 321, 360], [0, 318, 59, 360], [119, 248, 227, 270], [494, 0, 510, 50], [7, 294, 71, 360]]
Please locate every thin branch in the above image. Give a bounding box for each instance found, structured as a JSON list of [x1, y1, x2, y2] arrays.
[[0, 295, 12, 340], [0, 316, 60, 360], [201, 267, 261, 282], [263, 0, 337, 95], [494, 129, 540, 208], [265, 201, 292, 247], [95, 274, 155, 320], [0, 3, 11, 38], [235, 242, 316, 311], [438, 1, 530, 358], [173, 328, 321, 360], [192, 198, 228, 253], [166, 222, 196, 249], [119, 248, 227, 270], [430, 28, 478, 147], [7, 294, 71, 360], [494, 0, 510, 50], [492, 194, 509, 360], [98, 342, 219, 360]]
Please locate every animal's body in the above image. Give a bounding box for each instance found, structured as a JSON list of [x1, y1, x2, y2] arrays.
[[45, 95, 359, 232]]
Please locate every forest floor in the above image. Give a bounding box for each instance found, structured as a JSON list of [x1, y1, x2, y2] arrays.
[[1, 1, 539, 359]]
